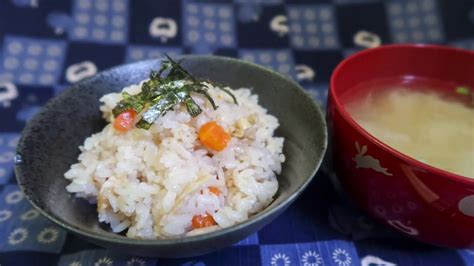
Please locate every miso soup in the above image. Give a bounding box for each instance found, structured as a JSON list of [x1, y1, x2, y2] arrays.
[[344, 77, 474, 178]]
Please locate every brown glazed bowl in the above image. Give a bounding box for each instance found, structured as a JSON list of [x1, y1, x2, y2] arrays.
[[15, 55, 327, 257]]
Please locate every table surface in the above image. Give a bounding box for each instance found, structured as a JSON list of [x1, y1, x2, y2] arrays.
[[0, 0, 473, 265]]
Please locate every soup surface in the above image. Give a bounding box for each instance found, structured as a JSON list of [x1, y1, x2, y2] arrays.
[[344, 77, 474, 178]]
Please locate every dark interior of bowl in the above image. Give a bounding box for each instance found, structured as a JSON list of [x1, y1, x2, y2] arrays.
[[332, 45, 474, 105], [14, 55, 327, 256]]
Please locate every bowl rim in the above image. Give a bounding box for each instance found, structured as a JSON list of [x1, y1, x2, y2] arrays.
[[15, 54, 328, 246], [330, 43, 474, 184]]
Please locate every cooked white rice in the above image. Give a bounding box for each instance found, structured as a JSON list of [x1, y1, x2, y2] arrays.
[[64, 81, 285, 239]]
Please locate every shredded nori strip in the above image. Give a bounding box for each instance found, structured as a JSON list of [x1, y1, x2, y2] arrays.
[[112, 55, 237, 129]]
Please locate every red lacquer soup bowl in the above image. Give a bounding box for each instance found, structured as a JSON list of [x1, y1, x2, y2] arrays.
[[328, 44, 474, 248]]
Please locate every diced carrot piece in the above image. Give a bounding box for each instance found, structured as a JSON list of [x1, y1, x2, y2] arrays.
[[192, 213, 216, 229], [198, 121, 231, 151], [113, 109, 137, 132], [208, 186, 220, 196]]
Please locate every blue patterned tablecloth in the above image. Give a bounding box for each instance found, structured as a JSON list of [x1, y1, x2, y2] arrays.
[[0, 0, 473, 265]]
